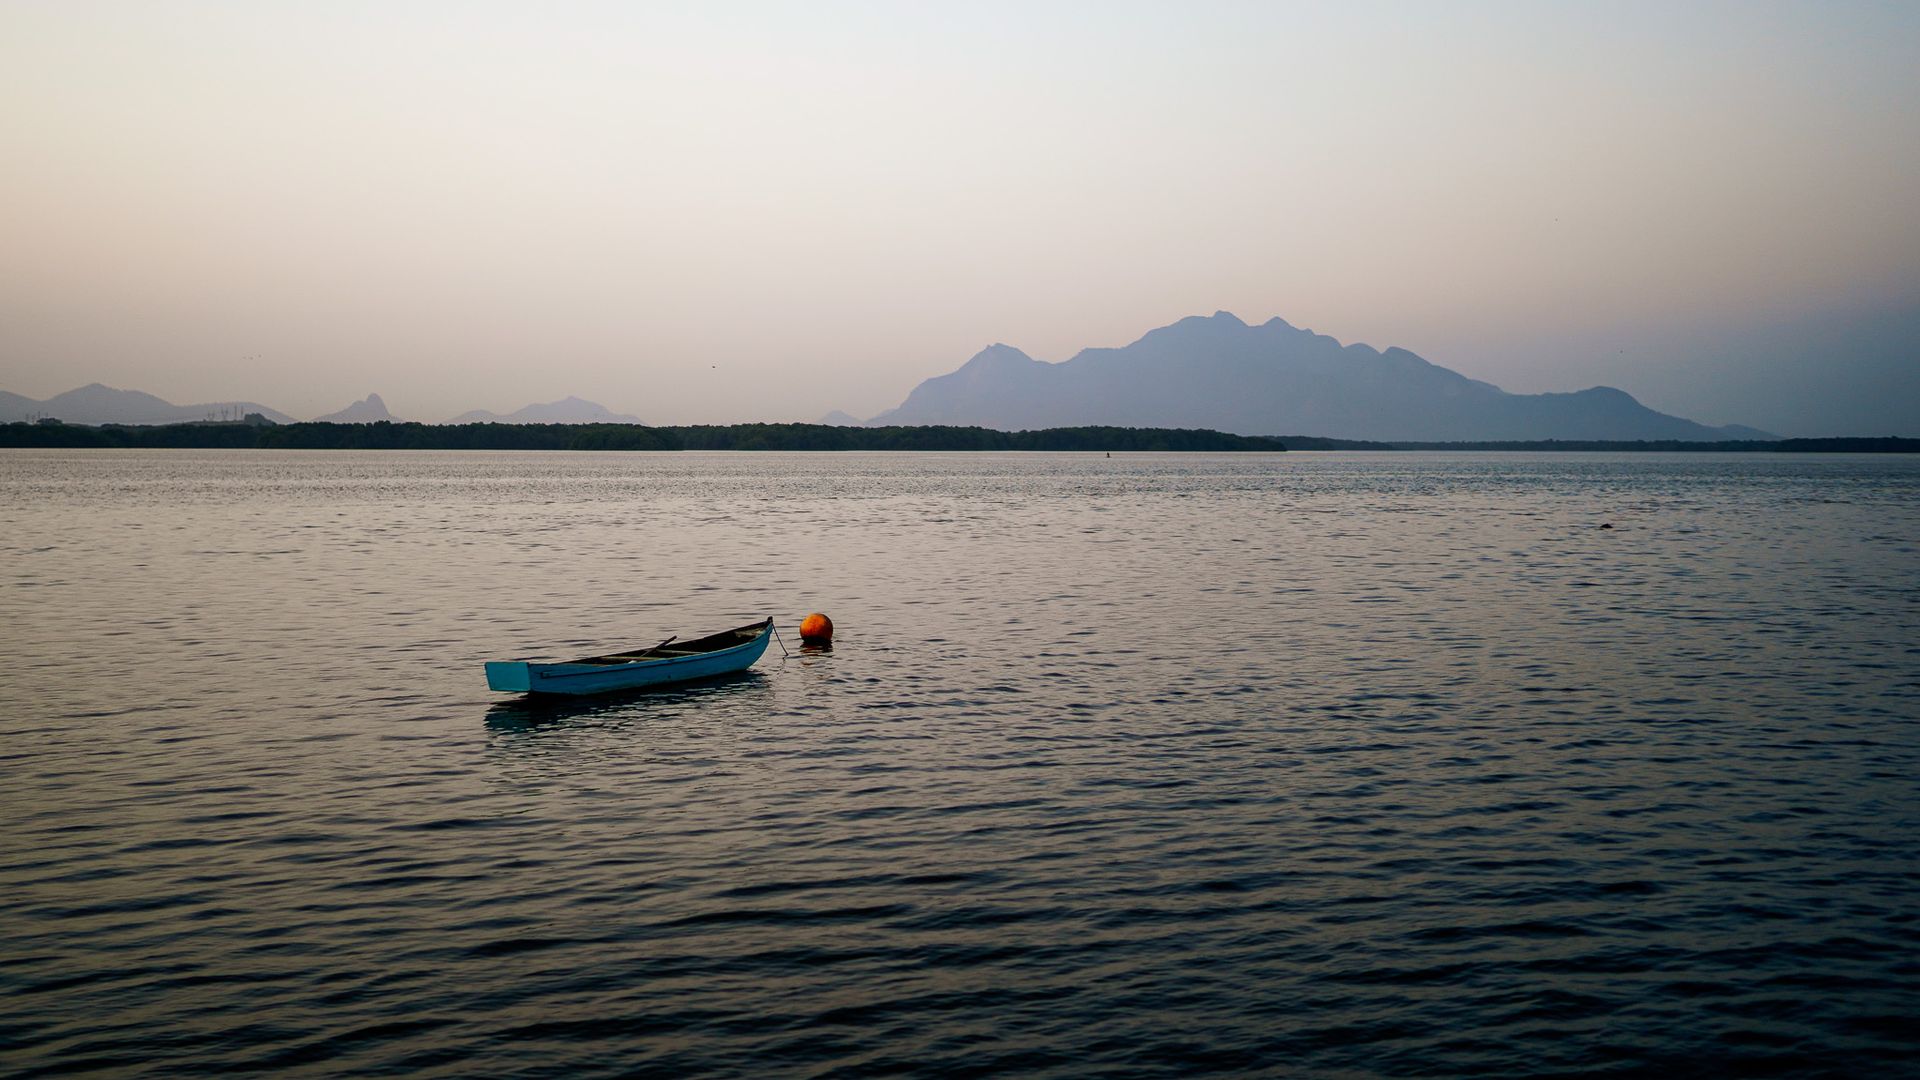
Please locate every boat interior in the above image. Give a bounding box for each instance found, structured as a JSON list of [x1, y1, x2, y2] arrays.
[[567, 620, 770, 665]]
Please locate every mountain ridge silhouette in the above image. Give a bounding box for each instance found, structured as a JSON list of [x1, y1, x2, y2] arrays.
[[865, 312, 1774, 441]]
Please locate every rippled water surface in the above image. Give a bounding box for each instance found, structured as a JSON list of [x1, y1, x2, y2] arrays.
[[3, 450, 1918, 1077]]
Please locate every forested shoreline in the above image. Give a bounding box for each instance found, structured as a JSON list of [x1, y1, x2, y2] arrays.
[[2, 421, 1913, 453], [0, 421, 1289, 451]]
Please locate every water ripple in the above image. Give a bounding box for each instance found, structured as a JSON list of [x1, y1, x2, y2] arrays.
[[2, 450, 1918, 1076]]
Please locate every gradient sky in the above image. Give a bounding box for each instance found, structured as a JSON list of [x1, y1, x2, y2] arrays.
[[2, 1, 1916, 433]]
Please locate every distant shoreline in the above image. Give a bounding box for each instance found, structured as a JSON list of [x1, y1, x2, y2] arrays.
[[1, 421, 1914, 453]]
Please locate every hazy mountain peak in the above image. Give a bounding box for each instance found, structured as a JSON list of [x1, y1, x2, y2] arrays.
[[1137, 311, 1257, 350], [864, 311, 1773, 441], [313, 393, 398, 423], [446, 396, 640, 425], [1164, 311, 1246, 331], [56, 384, 165, 404], [961, 344, 1039, 370]]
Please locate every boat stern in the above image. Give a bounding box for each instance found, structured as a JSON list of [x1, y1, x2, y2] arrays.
[[485, 661, 533, 693]]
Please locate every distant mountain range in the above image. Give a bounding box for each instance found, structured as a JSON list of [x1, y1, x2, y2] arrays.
[[863, 312, 1775, 441], [1, 383, 295, 426], [313, 393, 401, 423], [446, 396, 640, 425], [1, 386, 639, 426], [11, 316, 1777, 440]]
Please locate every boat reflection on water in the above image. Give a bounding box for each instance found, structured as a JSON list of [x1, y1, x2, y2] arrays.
[[483, 669, 772, 735]]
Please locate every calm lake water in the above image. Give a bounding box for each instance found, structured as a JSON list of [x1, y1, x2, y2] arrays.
[[3, 450, 1917, 1077]]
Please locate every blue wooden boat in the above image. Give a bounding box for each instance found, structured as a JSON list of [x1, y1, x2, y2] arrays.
[[485, 618, 774, 696]]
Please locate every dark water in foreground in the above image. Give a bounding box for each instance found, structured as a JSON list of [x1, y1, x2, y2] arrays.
[[3, 450, 1917, 1077]]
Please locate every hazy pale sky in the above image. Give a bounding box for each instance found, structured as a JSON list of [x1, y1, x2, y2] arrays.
[[2, 1, 1916, 432]]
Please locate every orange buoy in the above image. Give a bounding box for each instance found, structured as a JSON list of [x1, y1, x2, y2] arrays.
[[799, 612, 834, 643]]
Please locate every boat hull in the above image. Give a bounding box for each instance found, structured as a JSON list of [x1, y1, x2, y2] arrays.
[[486, 619, 773, 696]]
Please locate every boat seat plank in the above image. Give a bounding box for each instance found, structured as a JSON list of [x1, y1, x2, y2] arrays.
[[576, 648, 706, 664]]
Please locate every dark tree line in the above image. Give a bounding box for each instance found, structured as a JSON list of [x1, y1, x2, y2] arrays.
[[0, 421, 1288, 451], [5, 421, 1913, 453], [1379, 437, 1920, 452]]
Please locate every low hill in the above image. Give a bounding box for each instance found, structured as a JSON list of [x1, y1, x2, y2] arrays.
[[447, 396, 640, 424], [1, 383, 294, 425]]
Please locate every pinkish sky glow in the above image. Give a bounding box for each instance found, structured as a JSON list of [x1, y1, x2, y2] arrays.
[[2, 1, 1916, 433]]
